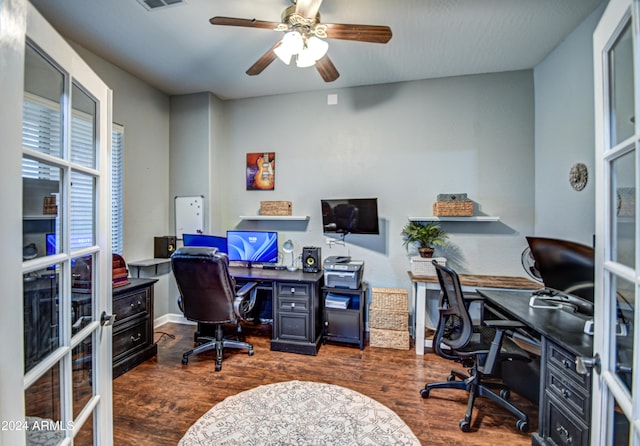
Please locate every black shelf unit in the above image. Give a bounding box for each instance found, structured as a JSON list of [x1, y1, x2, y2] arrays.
[[322, 284, 367, 350]]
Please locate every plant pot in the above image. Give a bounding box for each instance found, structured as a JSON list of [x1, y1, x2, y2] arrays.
[[418, 247, 434, 258]]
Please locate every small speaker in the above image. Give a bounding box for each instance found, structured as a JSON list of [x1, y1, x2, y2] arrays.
[[154, 236, 176, 258], [302, 246, 321, 273]]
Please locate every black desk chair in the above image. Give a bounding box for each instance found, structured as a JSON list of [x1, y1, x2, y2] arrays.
[[171, 247, 258, 371], [420, 261, 530, 433]]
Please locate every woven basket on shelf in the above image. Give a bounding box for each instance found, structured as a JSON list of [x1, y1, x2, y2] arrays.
[[259, 201, 292, 216], [369, 328, 410, 350], [410, 256, 446, 276], [433, 200, 473, 216]]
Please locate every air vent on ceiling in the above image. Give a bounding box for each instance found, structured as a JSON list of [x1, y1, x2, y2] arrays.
[[136, 0, 186, 11]]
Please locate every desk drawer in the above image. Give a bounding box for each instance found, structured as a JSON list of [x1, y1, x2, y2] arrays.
[[113, 289, 149, 324], [546, 365, 590, 422], [277, 283, 310, 298], [547, 341, 590, 389], [278, 298, 308, 313], [113, 319, 149, 360], [545, 393, 589, 446]]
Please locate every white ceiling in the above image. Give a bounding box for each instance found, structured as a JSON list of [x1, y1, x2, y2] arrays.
[[29, 0, 604, 100]]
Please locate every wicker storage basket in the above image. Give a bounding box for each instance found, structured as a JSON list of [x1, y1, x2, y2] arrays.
[[369, 308, 409, 331], [410, 257, 446, 276], [370, 328, 410, 350], [371, 288, 409, 311], [260, 201, 292, 216], [433, 200, 473, 216]]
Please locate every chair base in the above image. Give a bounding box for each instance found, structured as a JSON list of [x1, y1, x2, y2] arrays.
[[420, 368, 529, 433], [182, 324, 253, 371]]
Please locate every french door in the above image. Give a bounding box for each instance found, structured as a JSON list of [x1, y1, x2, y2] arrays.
[[593, 0, 639, 443], [20, 4, 113, 445]]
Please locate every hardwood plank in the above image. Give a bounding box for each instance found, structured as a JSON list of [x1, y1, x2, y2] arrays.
[[113, 323, 538, 445]]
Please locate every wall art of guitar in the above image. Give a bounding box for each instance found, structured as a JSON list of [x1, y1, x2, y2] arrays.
[[253, 152, 275, 190]]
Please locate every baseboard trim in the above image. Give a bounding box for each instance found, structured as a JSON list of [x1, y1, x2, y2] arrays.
[[154, 313, 195, 328]]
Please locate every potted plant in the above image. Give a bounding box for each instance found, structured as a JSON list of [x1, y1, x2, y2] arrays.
[[401, 221, 448, 258]]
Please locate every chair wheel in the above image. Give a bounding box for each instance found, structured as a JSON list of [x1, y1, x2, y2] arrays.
[[516, 419, 529, 433], [215, 363, 222, 371], [500, 389, 511, 400], [446, 374, 456, 382], [459, 419, 471, 432], [248, 348, 254, 356], [181, 357, 188, 365], [420, 388, 430, 398]]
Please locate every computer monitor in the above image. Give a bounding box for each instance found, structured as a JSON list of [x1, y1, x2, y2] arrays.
[[183, 233, 227, 253], [526, 236, 595, 316], [46, 233, 57, 256], [226, 230, 278, 267], [321, 198, 380, 235]]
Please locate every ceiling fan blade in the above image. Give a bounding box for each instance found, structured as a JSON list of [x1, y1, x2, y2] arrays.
[[210, 16, 281, 31], [315, 55, 339, 82], [323, 23, 392, 44], [246, 41, 281, 76], [295, 0, 323, 19]]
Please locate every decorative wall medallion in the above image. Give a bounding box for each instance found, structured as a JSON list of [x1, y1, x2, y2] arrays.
[[569, 163, 588, 191]]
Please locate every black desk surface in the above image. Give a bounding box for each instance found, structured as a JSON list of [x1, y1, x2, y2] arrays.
[[478, 289, 593, 358], [229, 266, 323, 283]]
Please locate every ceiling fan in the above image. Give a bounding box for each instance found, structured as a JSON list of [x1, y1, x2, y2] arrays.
[[209, 0, 392, 82]]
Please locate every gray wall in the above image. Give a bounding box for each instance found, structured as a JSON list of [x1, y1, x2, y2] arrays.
[[216, 71, 535, 292], [533, 4, 605, 246], [69, 5, 600, 318]]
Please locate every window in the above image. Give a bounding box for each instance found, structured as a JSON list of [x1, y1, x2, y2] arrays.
[[112, 124, 124, 254], [23, 93, 124, 254]]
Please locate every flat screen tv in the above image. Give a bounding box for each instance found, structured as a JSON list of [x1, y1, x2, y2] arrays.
[[526, 236, 595, 316], [321, 198, 380, 235], [226, 230, 279, 266], [182, 233, 227, 253]]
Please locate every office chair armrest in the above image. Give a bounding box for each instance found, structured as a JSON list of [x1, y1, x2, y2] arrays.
[[482, 320, 527, 374], [234, 282, 259, 319]]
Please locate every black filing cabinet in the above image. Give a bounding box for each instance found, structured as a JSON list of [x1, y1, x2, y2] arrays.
[[533, 338, 591, 446], [112, 278, 158, 377], [322, 284, 366, 350], [271, 278, 323, 355]]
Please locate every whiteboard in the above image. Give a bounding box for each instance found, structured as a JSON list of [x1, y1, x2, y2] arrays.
[[175, 195, 204, 239]]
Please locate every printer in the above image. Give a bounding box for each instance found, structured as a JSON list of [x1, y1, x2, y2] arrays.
[[323, 256, 364, 289]]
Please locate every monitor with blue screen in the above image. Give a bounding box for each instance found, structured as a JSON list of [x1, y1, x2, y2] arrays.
[[226, 230, 278, 267], [182, 233, 227, 253]]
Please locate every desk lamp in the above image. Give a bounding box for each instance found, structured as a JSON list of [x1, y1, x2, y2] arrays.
[[282, 240, 297, 272]]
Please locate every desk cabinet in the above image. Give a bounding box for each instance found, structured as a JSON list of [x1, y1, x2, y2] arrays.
[[322, 285, 366, 350], [533, 339, 591, 446], [112, 279, 158, 378], [271, 280, 322, 355]]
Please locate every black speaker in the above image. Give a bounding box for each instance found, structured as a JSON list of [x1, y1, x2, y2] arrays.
[[302, 246, 321, 273], [154, 236, 176, 258]]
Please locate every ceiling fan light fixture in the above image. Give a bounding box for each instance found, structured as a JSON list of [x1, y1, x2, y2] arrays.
[[295, 50, 316, 68], [306, 36, 328, 60], [274, 31, 303, 64]]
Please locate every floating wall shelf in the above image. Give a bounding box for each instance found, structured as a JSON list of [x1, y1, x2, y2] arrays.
[[239, 215, 310, 221], [408, 216, 500, 222]]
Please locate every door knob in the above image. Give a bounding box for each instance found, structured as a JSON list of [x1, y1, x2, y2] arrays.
[[576, 353, 600, 375]]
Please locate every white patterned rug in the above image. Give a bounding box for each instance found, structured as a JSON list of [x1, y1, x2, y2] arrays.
[[178, 380, 420, 446]]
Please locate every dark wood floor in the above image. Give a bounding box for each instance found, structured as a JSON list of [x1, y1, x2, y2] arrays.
[[113, 322, 538, 445]]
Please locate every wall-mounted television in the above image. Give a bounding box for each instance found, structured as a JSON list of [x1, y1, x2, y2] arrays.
[[183, 233, 227, 253], [321, 198, 380, 235], [226, 230, 279, 267]]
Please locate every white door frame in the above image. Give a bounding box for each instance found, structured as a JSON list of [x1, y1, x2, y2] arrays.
[[593, 0, 639, 443]]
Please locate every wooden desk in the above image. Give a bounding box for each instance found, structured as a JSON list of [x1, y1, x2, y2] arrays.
[[408, 272, 539, 355], [229, 266, 324, 355]]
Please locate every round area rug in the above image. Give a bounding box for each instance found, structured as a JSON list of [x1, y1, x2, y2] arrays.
[[178, 380, 420, 446]]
